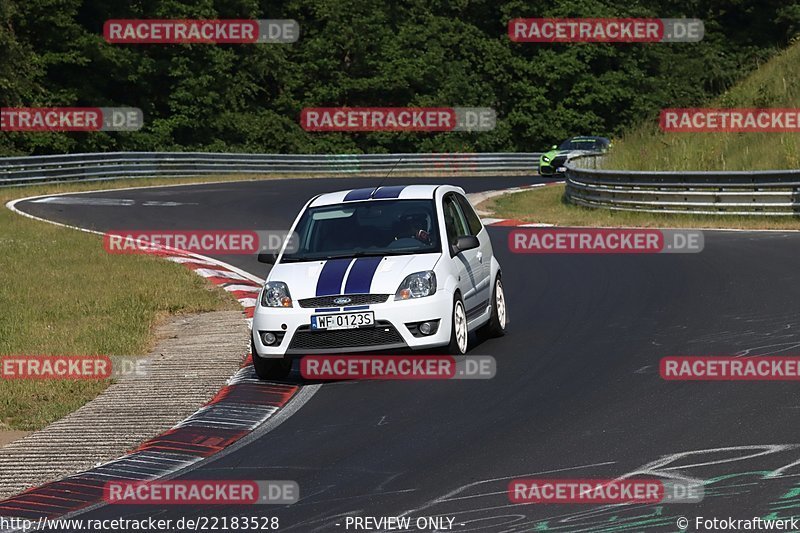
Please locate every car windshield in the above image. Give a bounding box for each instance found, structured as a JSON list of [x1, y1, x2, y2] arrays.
[[281, 199, 441, 262], [558, 138, 609, 151]]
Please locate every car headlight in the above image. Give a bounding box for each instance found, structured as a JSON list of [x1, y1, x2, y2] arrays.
[[261, 281, 293, 307], [542, 155, 550, 163], [395, 271, 437, 300]]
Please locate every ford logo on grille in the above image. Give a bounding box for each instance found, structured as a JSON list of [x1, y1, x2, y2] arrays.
[[333, 297, 352, 305]]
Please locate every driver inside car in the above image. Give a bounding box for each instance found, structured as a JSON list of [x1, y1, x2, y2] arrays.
[[392, 213, 431, 245]]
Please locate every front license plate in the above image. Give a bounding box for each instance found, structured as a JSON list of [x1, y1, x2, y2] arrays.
[[311, 311, 375, 330], [556, 166, 567, 173]]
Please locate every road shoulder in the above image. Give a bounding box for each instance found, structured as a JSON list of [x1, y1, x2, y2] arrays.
[[0, 310, 248, 500]]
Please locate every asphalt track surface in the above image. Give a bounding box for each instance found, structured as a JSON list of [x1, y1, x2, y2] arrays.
[[16, 176, 800, 532]]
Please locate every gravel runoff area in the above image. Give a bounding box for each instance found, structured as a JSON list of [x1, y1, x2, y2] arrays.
[[0, 311, 248, 499]]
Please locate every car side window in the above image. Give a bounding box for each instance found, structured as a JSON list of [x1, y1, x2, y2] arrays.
[[455, 193, 483, 236], [442, 194, 470, 248]]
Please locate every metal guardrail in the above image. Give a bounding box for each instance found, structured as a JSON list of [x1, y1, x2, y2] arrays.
[[565, 155, 800, 216], [0, 152, 541, 187]]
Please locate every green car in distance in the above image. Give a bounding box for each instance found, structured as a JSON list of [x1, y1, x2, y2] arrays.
[[539, 136, 611, 176]]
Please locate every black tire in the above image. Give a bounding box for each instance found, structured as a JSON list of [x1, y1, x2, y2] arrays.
[[479, 275, 507, 338], [251, 337, 292, 380], [445, 293, 469, 355]]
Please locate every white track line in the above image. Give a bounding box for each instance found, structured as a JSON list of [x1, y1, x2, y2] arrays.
[[6, 192, 262, 284]]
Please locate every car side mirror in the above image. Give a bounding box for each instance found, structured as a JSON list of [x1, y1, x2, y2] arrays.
[[453, 235, 480, 254], [551, 145, 557, 150], [257, 252, 277, 264]]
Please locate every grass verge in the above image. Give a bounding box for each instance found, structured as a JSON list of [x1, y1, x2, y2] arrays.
[[604, 40, 800, 171], [480, 183, 800, 230]]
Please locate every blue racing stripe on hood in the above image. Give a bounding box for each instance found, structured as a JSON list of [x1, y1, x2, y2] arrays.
[[371, 185, 407, 199], [316, 259, 352, 296], [344, 256, 382, 294], [343, 188, 376, 201]]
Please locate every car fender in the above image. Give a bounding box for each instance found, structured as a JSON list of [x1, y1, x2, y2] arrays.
[[490, 255, 501, 283], [436, 266, 460, 299]]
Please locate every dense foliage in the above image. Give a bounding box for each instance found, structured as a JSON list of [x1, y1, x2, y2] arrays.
[[1, 0, 798, 155]]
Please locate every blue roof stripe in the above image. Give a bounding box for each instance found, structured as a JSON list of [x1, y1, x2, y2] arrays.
[[344, 256, 382, 295], [372, 185, 407, 199], [343, 188, 377, 201]]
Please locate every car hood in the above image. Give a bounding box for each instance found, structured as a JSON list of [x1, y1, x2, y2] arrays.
[[542, 148, 601, 161], [268, 253, 441, 299]]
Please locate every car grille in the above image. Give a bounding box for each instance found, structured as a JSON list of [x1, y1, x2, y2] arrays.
[[298, 294, 390, 308], [551, 155, 568, 167], [288, 321, 404, 350]]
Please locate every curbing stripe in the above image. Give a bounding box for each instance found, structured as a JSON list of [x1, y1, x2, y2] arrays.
[[175, 404, 278, 431]]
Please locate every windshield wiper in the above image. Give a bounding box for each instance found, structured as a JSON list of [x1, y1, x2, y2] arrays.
[[279, 251, 380, 263], [279, 250, 435, 263], [348, 251, 390, 258]]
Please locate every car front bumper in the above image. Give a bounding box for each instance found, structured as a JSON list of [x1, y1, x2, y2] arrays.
[[252, 290, 454, 358]]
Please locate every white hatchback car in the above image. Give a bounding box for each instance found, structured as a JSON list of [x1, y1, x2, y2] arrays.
[[251, 184, 506, 379]]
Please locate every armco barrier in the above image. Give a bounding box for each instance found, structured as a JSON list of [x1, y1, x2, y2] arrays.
[[0, 152, 541, 187], [565, 155, 800, 216]]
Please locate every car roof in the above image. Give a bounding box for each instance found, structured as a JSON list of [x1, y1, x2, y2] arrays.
[[309, 184, 454, 207], [566, 135, 610, 142]]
